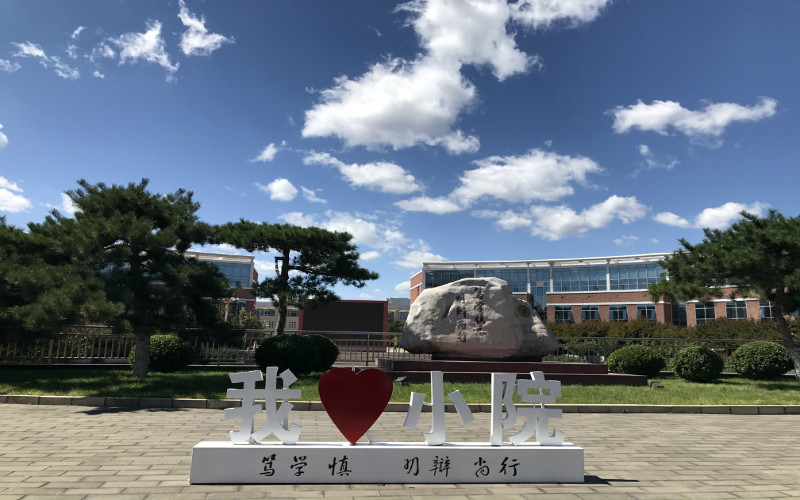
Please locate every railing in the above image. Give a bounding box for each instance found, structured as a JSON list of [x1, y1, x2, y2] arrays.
[[1, 332, 777, 367], [246, 330, 431, 365]]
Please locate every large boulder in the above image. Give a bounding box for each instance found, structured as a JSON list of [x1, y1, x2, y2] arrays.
[[401, 277, 557, 359]]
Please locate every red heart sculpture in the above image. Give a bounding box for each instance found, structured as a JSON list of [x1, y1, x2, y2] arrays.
[[318, 368, 393, 444]]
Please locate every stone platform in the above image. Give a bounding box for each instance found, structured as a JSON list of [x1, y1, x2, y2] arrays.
[[374, 359, 647, 386]]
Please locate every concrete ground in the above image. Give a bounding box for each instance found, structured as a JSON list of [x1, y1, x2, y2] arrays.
[[0, 404, 799, 500]]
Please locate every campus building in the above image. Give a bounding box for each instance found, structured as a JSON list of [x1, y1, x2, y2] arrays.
[[410, 253, 768, 327], [184, 251, 258, 313]]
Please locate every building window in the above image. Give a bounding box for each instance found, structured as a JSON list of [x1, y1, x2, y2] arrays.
[[672, 302, 687, 328], [287, 321, 297, 329], [287, 309, 299, 317], [609, 304, 628, 321], [476, 269, 529, 293], [760, 301, 773, 320], [581, 305, 599, 321], [695, 303, 715, 324], [554, 305, 573, 324], [552, 266, 606, 292], [609, 263, 664, 290], [267, 321, 275, 328], [726, 301, 747, 320], [637, 304, 656, 320]]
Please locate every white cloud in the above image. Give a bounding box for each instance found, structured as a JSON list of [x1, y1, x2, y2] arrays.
[[695, 202, 768, 229], [305, 0, 609, 153], [110, 21, 179, 80], [256, 178, 297, 201], [279, 210, 409, 253], [394, 280, 411, 293], [653, 211, 691, 228], [251, 143, 280, 162], [0, 59, 21, 73], [359, 251, 381, 261], [301, 187, 327, 203], [395, 196, 462, 214], [0, 177, 32, 213], [89, 43, 116, 62], [303, 152, 422, 194], [60, 193, 78, 215], [400, 0, 534, 81], [654, 202, 768, 230], [637, 143, 678, 171], [395, 148, 603, 215], [614, 235, 639, 246], [70, 26, 86, 39], [0, 124, 7, 149], [303, 57, 478, 154], [65, 44, 79, 59], [92, 70, 105, 79], [393, 245, 448, 270], [610, 97, 777, 143], [510, 0, 612, 28], [12, 41, 80, 79], [178, 0, 233, 56], [479, 195, 647, 240], [453, 149, 602, 205], [280, 211, 317, 227]]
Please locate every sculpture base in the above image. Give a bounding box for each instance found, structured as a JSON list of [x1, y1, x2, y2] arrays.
[[190, 441, 584, 484]]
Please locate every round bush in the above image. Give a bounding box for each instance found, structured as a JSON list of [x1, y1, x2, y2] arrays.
[[255, 334, 320, 376], [607, 345, 666, 378], [729, 341, 793, 380], [305, 334, 339, 372], [129, 335, 195, 373], [671, 345, 724, 382]]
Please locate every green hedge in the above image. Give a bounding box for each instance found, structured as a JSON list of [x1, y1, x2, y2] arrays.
[[607, 345, 666, 378], [670, 345, 724, 382], [729, 341, 793, 380], [255, 334, 321, 376], [129, 335, 195, 373]]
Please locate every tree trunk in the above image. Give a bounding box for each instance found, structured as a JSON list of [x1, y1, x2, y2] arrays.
[[772, 297, 800, 386], [274, 248, 291, 336], [133, 331, 150, 380]]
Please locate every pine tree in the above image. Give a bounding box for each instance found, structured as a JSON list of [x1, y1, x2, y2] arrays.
[[216, 221, 379, 336], [649, 210, 800, 385], [29, 179, 230, 379]]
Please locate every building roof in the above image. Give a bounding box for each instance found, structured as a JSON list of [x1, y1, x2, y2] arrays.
[[422, 252, 670, 269]]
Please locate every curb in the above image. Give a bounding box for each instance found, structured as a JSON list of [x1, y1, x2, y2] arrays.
[[1, 395, 799, 414]]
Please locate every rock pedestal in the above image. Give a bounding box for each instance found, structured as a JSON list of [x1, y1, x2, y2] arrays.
[[400, 277, 557, 360]]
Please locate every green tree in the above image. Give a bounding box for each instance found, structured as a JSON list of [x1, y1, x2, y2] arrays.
[[216, 221, 379, 335], [29, 179, 231, 379], [649, 210, 800, 384], [0, 217, 119, 340]]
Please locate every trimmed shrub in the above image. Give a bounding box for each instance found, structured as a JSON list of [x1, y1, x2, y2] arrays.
[[729, 341, 793, 380], [255, 334, 320, 376], [606, 345, 666, 378], [305, 334, 339, 372], [128, 335, 195, 373], [671, 345, 724, 382]]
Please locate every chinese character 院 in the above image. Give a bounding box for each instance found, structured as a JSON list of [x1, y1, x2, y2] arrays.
[[490, 371, 565, 446]]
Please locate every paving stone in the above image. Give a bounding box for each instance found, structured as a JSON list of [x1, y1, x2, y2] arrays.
[[0, 405, 799, 500], [69, 396, 106, 407]]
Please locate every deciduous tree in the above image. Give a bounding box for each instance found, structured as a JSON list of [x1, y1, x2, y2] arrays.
[[649, 210, 800, 385]]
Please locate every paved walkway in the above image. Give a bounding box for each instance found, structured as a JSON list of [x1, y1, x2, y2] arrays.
[[0, 404, 798, 500]]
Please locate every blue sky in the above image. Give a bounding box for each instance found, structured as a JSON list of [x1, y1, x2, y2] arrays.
[[1, 0, 799, 301]]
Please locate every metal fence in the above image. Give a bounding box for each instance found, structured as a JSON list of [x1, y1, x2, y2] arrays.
[[0, 331, 776, 367]]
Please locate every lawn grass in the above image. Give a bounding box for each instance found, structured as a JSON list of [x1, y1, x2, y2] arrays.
[[2, 368, 800, 405]]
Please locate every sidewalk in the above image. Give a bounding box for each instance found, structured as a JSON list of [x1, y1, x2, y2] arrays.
[[1, 404, 799, 500]]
